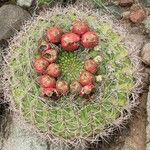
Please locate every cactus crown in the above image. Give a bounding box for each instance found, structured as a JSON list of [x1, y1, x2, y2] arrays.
[[4, 6, 138, 144], [58, 51, 84, 82]]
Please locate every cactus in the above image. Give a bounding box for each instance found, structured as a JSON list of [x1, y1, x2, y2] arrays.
[[3, 6, 141, 146]]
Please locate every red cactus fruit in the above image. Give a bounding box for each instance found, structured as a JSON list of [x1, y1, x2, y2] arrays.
[[72, 20, 90, 35], [34, 58, 49, 74], [70, 81, 82, 94], [41, 87, 56, 97], [80, 84, 95, 96], [46, 27, 63, 44], [46, 63, 61, 78], [38, 40, 50, 53], [81, 31, 99, 48], [42, 49, 58, 63], [61, 33, 80, 51], [56, 80, 69, 95], [85, 59, 98, 74], [79, 71, 94, 86], [39, 75, 56, 88]]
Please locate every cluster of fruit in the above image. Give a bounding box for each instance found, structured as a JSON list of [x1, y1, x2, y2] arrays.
[[33, 20, 100, 98]]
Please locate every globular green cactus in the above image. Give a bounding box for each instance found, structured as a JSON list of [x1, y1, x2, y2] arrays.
[[3, 6, 140, 145]]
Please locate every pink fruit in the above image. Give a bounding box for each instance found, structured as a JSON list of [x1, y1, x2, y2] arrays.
[[39, 75, 56, 88], [85, 59, 98, 74], [81, 32, 99, 48], [56, 81, 69, 95], [42, 49, 58, 63], [46, 63, 61, 78], [61, 33, 80, 51], [34, 58, 49, 74], [41, 87, 56, 97], [70, 81, 82, 94], [72, 20, 90, 35], [38, 40, 50, 53], [46, 27, 63, 44], [80, 84, 95, 96], [79, 71, 94, 86]]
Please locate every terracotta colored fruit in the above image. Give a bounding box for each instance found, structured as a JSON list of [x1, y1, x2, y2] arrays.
[[46, 63, 61, 78], [80, 71, 94, 86], [61, 33, 80, 51], [70, 81, 82, 94], [81, 32, 99, 48], [38, 40, 50, 53], [85, 59, 98, 74], [39, 75, 56, 88], [46, 27, 63, 44], [56, 81, 69, 95], [34, 58, 49, 74], [80, 84, 95, 96], [42, 49, 58, 63], [72, 20, 90, 35], [41, 87, 56, 97]]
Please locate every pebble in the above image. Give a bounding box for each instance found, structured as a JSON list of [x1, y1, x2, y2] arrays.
[[129, 9, 146, 23], [141, 43, 150, 66]]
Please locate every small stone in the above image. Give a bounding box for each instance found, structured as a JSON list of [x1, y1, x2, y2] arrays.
[[122, 11, 130, 19], [107, 5, 124, 19], [138, 72, 149, 84], [141, 43, 150, 65], [119, 0, 134, 7], [145, 67, 150, 75], [0, 5, 30, 41], [129, 9, 146, 23], [145, 0, 150, 7], [144, 16, 150, 34], [17, 0, 34, 7]]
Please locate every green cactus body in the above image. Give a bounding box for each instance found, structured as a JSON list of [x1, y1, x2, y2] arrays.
[[8, 7, 134, 141]]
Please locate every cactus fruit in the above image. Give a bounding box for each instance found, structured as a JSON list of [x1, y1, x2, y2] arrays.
[[72, 20, 90, 35], [80, 84, 95, 96], [38, 40, 50, 53], [56, 80, 69, 95], [70, 81, 82, 94], [81, 31, 99, 48], [84, 59, 98, 74], [4, 6, 140, 146], [79, 71, 95, 86], [39, 75, 56, 88], [41, 87, 56, 97], [34, 58, 49, 74], [42, 49, 58, 63], [46, 63, 61, 78], [61, 32, 80, 51], [46, 27, 63, 44]]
